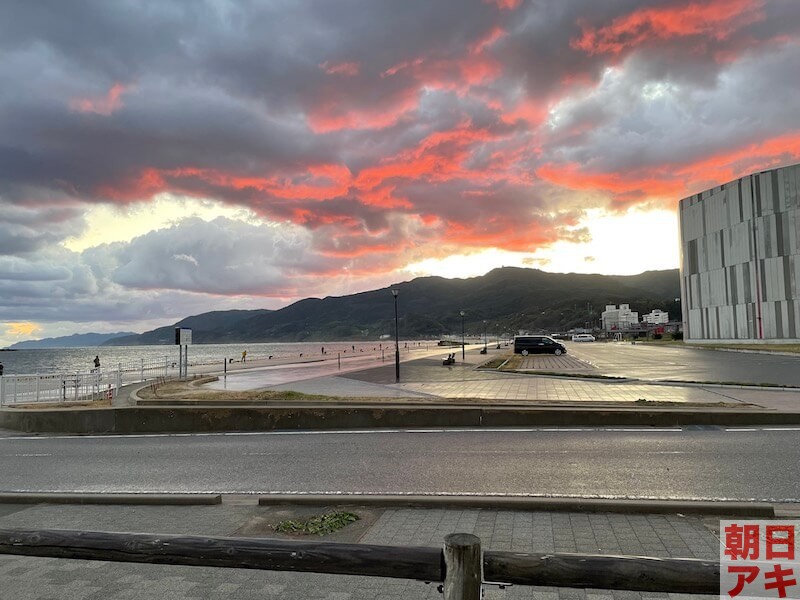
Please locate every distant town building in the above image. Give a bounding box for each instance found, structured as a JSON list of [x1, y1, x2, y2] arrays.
[[642, 309, 670, 325], [679, 163, 800, 343], [601, 304, 639, 330]]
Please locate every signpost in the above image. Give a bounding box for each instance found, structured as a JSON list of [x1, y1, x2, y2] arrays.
[[174, 328, 192, 378]]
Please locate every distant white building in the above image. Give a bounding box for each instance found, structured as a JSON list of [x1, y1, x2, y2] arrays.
[[601, 304, 639, 330], [642, 309, 670, 325]]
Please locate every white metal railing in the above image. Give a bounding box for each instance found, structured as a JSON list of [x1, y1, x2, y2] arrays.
[[0, 357, 171, 406]]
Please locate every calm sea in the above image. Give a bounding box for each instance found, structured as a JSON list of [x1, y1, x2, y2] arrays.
[[0, 340, 431, 376]]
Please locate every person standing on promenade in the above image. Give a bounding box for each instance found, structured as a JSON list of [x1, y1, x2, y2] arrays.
[[241, 350, 247, 363], [0, 362, 3, 376], [93, 355, 100, 372]]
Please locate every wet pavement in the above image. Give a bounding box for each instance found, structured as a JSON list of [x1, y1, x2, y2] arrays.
[[196, 344, 800, 411]]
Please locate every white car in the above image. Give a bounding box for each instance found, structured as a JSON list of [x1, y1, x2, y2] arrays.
[[571, 334, 596, 342]]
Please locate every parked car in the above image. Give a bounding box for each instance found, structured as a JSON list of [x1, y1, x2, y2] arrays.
[[513, 335, 567, 355], [571, 334, 596, 342]]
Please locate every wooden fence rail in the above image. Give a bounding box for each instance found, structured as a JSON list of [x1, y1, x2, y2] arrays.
[[0, 528, 720, 596]]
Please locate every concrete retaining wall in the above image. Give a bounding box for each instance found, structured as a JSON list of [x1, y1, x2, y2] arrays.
[[2, 405, 800, 434]]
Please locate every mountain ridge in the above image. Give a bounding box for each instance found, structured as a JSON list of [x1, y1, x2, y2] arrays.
[[103, 267, 681, 345], [8, 331, 136, 349]]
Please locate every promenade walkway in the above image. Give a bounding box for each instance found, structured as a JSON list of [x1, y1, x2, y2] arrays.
[[215, 345, 800, 412], [0, 498, 724, 599]]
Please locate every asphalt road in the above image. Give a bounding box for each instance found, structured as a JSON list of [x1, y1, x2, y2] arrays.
[[1, 428, 798, 502], [565, 341, 800, 385]]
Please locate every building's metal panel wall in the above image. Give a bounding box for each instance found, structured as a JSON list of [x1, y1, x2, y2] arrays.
[[679, 163, 800, 342]]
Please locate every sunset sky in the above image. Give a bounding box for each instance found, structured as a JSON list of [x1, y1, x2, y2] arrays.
[[2, 0, 800, 346]]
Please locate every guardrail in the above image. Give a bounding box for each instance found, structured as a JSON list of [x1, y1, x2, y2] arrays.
[[0, 357, 170, 406], [0, 528, 719, 597]]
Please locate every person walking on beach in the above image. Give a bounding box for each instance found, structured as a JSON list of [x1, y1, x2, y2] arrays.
[[241, 350, 247, 363], [93, 355, 100, 372]]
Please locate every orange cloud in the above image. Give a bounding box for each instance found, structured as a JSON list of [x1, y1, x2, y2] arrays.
[[69, 82, 131, 115], [500, 98, 549, 128], [382, 58, 425, 78], [320, 61, 360, 76], [307, 87, 419, 133], [537, 162, 686, 204], [379, 28, 506, 96], [441, 218, 566, 252], [321, 242, 399, 258], [487, 0, 522, 10], [172, 164, 353, 201], [96, 168, 168, 201], [536, 130, 800, 208], [470, 26, 507, 55], [354, 123, 503, 192], [96, 163, 354, 204], [572, 0, 765, 55], [677, 132, 800, 189]]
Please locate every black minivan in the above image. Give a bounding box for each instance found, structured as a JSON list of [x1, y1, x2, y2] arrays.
[[513, 335, 567, 355]]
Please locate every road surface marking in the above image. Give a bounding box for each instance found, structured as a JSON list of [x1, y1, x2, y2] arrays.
[[1, 453, 52, 457], [2, 426, 796, 442]]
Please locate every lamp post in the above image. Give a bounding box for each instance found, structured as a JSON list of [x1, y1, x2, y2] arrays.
[[460, 310, 466, 360], [483, 320, 487, 353], [392, 289, 400, 382]]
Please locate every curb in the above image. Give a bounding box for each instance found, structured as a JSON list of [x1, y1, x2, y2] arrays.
[[499, 369, 799, 391], [257, 494, 775, 517], [0, 491, 777, 516], [0, 492, 222, 506]]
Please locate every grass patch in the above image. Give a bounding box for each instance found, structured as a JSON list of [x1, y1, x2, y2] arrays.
[[631, 399, 748, 407], [478, 356, 509, 369], [137, 378, 335, 402], [274, 511, 359, 536], [660, 379, 799, 388], [501, 355, 523, 369], [10, 399, 113, 410]]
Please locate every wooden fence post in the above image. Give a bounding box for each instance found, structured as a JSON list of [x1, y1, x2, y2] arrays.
[[443, 533, 482, 600]]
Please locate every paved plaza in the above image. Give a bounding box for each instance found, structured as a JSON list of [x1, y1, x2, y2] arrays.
[[0, 500, 722, 599], [258, 348, 800, 410]]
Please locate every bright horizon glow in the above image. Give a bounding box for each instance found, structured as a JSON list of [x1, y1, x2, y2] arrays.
[[405, 208, 679, 279], [2, 207, 678, 347]]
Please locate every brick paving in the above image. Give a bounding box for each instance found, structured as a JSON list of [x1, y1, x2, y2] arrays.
[[0, 502, 720, 599], [392, 377, 750, 404], [516, 355, 595, 371], [266, 347, 798, 407]]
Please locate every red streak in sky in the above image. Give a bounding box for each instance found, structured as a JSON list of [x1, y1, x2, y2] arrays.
[[572, 0, 765, 55]]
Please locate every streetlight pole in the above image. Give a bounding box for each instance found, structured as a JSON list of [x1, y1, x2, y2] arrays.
[[392, 289, 400, 382], [483, 320, 487, 353], [460, 310, 466, 360]]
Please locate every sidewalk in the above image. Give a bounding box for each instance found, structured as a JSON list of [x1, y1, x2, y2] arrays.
[[258, 347, 800, 412], [0, 499, 723, 599]]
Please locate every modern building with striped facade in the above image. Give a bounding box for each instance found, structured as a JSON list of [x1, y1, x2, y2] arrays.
[[679, 163, 800, 343]]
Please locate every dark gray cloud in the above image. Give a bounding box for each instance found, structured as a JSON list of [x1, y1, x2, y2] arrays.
[[0, 0, 798, 338], [0, 200, 86, 254]]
